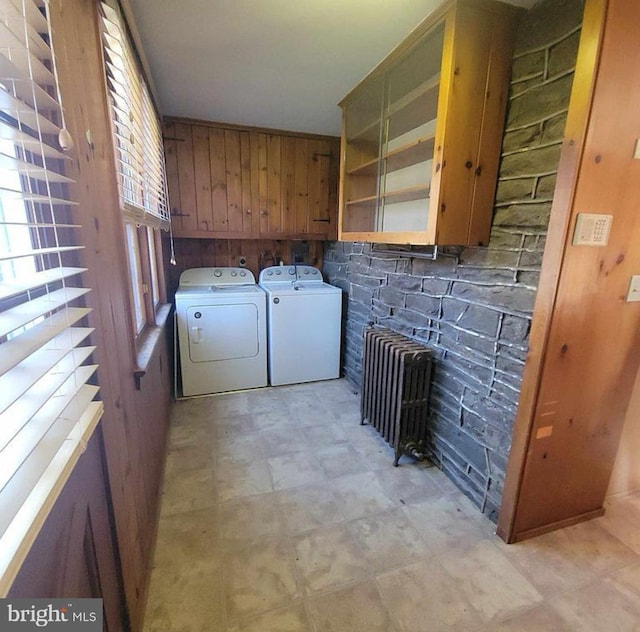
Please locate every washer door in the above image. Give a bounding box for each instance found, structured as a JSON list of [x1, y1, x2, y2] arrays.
[[187, 303, 259, 362]]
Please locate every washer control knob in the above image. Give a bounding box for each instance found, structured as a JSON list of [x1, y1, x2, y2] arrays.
[[194, 311, 202, 319], [304, 269, 309, 275], [214, 269, 222, 277], [273, 297, 280, 304], [276, 270, 282, 275], [288, 268, 295, 275], [267, 270, 273, 276], [240, 270, 246, 276], [231, 271, 237, 276]]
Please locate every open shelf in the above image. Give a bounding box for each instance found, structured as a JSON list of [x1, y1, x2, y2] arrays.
[[384, 135, 435, 173], [348, 117, 382, 143], [346, 156, 379, 177], [381, 184, 430, 205], [388, 87, 440, 141], [388, 73, 440, 117], [345, 194, 378, 207]]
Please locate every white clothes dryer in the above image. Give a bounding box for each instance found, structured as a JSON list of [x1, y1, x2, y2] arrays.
[[259, 265, 341, 386], [175, 267, 267, 396]]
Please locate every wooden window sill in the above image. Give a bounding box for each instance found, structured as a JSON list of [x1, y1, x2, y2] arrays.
[[133, 303, 171, 390]]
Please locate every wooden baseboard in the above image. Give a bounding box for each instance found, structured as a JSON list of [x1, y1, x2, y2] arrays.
[[504, 507, 605, 543]]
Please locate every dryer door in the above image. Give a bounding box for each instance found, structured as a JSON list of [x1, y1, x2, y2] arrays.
[[187, 303, 259, 362]]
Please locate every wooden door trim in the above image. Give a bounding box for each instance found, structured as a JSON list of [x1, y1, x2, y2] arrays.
[[497, 0, 608, 543]]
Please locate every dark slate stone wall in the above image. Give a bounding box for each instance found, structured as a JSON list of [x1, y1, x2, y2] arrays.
[[323, 0, 584, 521]]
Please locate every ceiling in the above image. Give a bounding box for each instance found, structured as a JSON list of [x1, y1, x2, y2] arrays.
[[127, 0, 538, 137]]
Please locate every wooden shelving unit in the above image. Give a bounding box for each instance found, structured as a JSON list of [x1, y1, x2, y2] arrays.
[[338, 0, 522, 246]]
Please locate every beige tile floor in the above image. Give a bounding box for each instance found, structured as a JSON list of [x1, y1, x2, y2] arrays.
[[143, 379, 640, 631]]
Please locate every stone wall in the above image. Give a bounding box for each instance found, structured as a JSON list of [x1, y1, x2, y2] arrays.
[[323, 0, 584, 521]]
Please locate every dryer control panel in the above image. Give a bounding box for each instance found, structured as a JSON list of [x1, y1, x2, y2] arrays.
[[179, 267, 255, 287]]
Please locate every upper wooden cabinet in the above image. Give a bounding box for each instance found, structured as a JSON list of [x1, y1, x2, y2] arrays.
[[338, 0, 522, 246], [163, 118, 340, 240]]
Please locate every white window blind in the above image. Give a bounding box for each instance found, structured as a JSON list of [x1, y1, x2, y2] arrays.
[[100, 0, 170, 230], [0, 0, 103, 595]]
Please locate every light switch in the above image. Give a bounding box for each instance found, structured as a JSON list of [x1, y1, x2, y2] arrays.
[[627, 276, 640, 302], [634, 138, 640, 160], [573, 213, 613, 246]]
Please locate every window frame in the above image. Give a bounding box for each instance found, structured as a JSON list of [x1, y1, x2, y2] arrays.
[[98, 0, 171, 350]]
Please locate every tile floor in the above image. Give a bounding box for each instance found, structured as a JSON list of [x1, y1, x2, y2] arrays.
[[143, 379, 640, 631]]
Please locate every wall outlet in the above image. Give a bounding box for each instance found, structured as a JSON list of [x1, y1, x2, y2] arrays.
[[627, 276, 640, 302]]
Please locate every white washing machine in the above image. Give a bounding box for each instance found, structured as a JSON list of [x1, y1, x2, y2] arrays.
[[175, 267, 267, 396], [259, 265, 342, 386]]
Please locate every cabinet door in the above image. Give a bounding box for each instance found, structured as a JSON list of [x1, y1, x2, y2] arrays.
[[256, 133, 337, 239], [340, 75, 385, 234], [166, 122, 339, 239], [380, 25, 444, 235]]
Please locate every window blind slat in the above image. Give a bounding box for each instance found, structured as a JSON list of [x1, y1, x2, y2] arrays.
[[0, 120, 70, 161], [0, 152, 73, 184], [0, 384, 101, 532], [0, 22, 55, 86], [0, 244, 84, 264], [0, 306, 91, 375], [6, 0, 49, 37], [0, 366, 97, 489], [0, 187, 77, 205], [0, 287, 90, 337], [0, 89, 60, 135], [0, 53, 59, 111], [0, 327, 93, 415], [0, 266, 85, 301], [0, 357, 97, 455]]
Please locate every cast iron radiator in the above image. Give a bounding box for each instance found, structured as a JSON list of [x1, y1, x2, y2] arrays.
[[361, 327, 432, 466]]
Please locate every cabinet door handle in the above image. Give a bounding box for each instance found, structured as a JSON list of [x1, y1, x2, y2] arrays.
[[313, 218, 331, 223]]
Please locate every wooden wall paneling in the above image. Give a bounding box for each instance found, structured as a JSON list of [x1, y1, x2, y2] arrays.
[[227, 239, 241, 266], [200, 239, 218, 269], [267, 134, 282, 233], [225, 130, 244, 233], [240, 131, 253, 234], [257, 133, 269, 234], [281, 136, 297, 234], [294, 138, 310, 233], [133, 337, 170, 567], [208, 127, 228, 232], [307, 139, 324, 232], [240, 239, 260, 273], [213, 239, 230, 267], [163, 121, 181, 227], [192, 125, 214, 232], [175, 123, 198, 233]]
